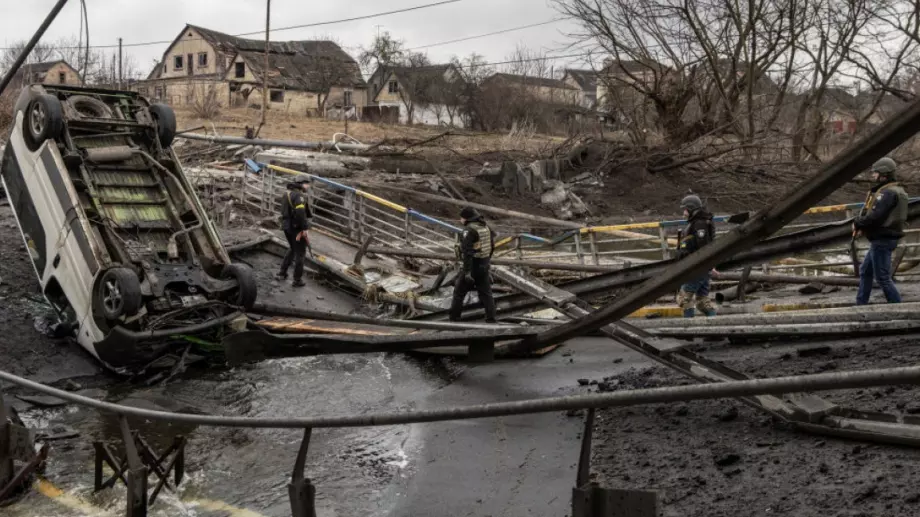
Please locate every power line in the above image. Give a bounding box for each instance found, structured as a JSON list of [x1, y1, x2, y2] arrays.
[[407, 19, 564, 51], [0, 0, 464, 51]]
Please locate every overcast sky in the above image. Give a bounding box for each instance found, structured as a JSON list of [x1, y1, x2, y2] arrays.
[[0, 0, 589, 77]]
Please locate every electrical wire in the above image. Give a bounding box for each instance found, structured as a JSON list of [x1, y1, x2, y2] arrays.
[[407, 19, 564, 51], [0, 0, 465, 51]]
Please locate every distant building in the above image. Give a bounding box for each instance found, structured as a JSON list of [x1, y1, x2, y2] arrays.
[[369, 64, 467, 127], [563, 69, 599, 108], [8, 60, 81, 89], [482, 73, 581, 105], [137, 24, 367, 115]]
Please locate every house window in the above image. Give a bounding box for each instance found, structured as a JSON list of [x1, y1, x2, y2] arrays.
[[388, 80, 399, 94], [235, 62, 245, 78], [174, 55, 184, 71], [270, 90, 284, 103], [343, 90, 353, 107], [198, 53, 208, 67], [155, 86, 165, 100], [58, 72, 66, 84]]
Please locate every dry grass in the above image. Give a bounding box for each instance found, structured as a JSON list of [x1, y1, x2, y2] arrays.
[[174, 107, 564, 157], [0, 90, 16, 137]]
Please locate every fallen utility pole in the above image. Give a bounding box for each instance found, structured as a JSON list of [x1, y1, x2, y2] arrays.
[[348, 181, 584, 230], [365, 246, 627, 272], [178, 132, 373, 152], [631, 302, 920, 329], [492, 266, 920, 447], [222, 326, 543, 365], [0, 0, 69, 96], [649, 319, 920, 339], [523, 94, 920, 350], [249, 302, 522, 332], [416, 202, 920, 322]]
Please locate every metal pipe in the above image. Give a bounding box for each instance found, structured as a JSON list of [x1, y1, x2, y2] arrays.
[[1, 366, 919, 428], [178, 132, 373, 152], [0, 0, 70, 96]]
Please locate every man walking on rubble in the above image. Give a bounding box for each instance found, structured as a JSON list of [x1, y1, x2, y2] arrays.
[[277, 175, 313, 287], [854, 157, 908, 305], [449, 207, 498, 323], [677, 194, 718, 318]]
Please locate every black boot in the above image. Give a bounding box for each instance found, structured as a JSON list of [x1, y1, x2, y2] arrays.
[[292, 279, 306, 287]]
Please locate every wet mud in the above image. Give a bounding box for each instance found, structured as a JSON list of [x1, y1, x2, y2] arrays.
[[589, 336, 920, 517]]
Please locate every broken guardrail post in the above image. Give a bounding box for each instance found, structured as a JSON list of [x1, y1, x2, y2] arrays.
[[571, 408, 658, 517], [120, 417, 148, 517], [0, 391, 12, 492], [289, 428, 317, 517]]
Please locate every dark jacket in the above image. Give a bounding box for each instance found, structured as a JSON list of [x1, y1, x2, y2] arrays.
[[679, 209, 715, 258], [281, 189, 312, 233], [458, 219, 494, 272], [855, 182, 908, 241]]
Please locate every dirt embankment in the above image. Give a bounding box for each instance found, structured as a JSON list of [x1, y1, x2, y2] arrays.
[[0, 207, 100, 382], [587, 337, 920, 517]]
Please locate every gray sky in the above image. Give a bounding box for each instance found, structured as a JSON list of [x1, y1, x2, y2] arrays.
[[0, 0, 589, 77]]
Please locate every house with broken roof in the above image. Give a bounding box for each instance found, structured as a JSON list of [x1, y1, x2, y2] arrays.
[[8, 60, 81, 89], [482, 73, 581, 105], [369, 64, 468, 127], [137, 24, 367, 116]]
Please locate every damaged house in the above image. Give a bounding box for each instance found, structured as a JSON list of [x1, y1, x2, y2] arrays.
[[369, 64, 468, 127], [137, 24, 368, 116], [7, 60, 81, 89]]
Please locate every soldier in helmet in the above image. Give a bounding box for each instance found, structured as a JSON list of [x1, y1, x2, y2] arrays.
[[677, 194, 717, 318], [277, 175, 313, 287], [853, 157, 908, 305], [449, 207, 497, 323]]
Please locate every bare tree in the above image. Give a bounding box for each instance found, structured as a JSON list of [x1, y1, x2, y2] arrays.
[[449, 53, 494, 129], [394, 52, 436, 125]]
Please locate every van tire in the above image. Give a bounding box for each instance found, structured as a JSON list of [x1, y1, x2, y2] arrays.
[[222, 263, 257, 310], [149, 103, 177, 148], [25, 95, 64, 151], [66, 95, 113, 119], [97, 267, 143, 320]]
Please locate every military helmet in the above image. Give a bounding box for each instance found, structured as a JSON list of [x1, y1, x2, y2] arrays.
[[460, 206, 481, 221], [286, 174, 311, 189], [871, 157, 897, 179], [680, 194, 703, 213]]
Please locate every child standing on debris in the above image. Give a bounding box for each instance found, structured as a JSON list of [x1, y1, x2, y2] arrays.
[[277, 175, 313, 287], [853, 157, 908, 305], [677, 194, 717, 318]]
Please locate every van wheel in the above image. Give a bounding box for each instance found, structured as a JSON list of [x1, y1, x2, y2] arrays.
[[222, 263, 257, 310], [97, 267, 143, 320], [149, 103, 177, 148], [25, 95, 64, 151]]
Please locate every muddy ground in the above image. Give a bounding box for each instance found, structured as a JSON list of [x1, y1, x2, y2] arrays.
[[0, 205, 101, 383], [588, 336, 920, 517]]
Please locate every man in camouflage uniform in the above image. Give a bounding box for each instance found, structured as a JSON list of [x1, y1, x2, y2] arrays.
[[854, 157, 908, 305], [449, 207, 497, 323], [677, 194, 717, 318]]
